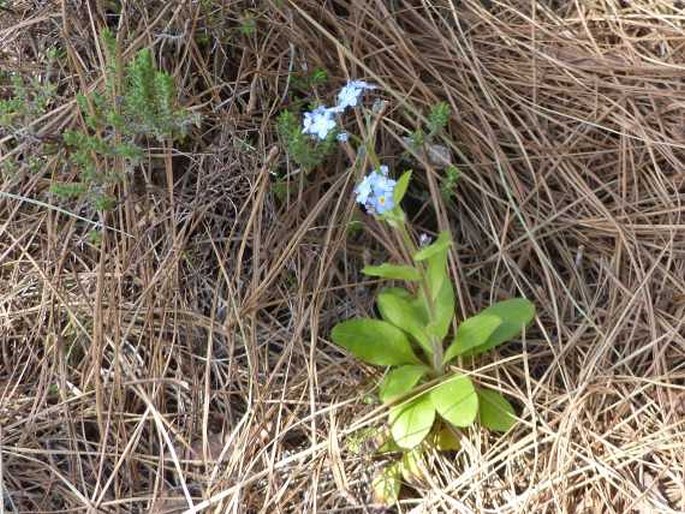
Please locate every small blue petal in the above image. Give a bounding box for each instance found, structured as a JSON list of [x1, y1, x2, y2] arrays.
[[354, 176, 373, 204]]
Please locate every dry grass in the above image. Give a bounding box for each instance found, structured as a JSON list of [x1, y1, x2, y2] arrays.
[[1, 0, 685, 512]]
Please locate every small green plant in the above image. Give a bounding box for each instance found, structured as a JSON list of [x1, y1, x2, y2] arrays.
[[331, 187, 535, 428], [87, 229, 103, 246], [279, 81, 536, 505], [440, 164, 460, 199], [275, 67, 336, 172], [427, 100, 451, 134], [54, 28, 197, 209], [290, 67, 329, 93], [338, 184, 534, 505], [0, 72, 58, 177], [239, 10, 257, 36], [0, 73, 57, 129], [406, 101, 462, 199], [276, 109, 337, 171], [122, 47, 195, 140], [0, 74, 28, 128], [408, 101, 451, 148]]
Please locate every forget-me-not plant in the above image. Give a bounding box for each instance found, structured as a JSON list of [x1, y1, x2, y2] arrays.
[[279, 78, 536, 505]]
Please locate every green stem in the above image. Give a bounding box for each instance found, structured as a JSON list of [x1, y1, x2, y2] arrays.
[[396, 221, 444, 374]]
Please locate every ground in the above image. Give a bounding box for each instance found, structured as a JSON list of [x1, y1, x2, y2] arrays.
[[0, 1, 684, 513]]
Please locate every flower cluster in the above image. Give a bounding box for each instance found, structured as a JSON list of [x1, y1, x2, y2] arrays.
[[336, 80, 376, 110], [297, 79, 398, 217], [302, 106, 336, 140], [355, 165, 396, 215], [301, 80, 375, 141]]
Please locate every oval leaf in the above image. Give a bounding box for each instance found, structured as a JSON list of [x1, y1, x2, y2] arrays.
[[431, 426, 461, 451], [389, 393, 435, 449], [382, 286, 414, 300], [378, 290, 431, 354], [379, 365, 428, 404], [425, 279, 455, 342], [430, 373, 478, 428], [443, 313, 503, 364], [411, 294, 430, 326], [372, 463, 401, 506], [466, 298, 535, 356], [400, 449, 427, 485], [362, 263, 421, 281], [331, 319, 419, 366], [418, 237, 454, 341], [386, 287, 430, 325], [393, 170, 412, 204], [426, 245, 448, 296], [477, 388, 516, 432]]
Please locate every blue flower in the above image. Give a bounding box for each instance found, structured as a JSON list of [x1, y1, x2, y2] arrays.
[[370, 189, 395, 214], [336, 80, 376, 111], [354, 166, 397, 215], [354, 174, 374, 205], [337, 131, 349, 142], [302, 106, 337, 140]]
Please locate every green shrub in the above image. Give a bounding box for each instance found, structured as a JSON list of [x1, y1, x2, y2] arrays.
[[53, 28, 197, 209]]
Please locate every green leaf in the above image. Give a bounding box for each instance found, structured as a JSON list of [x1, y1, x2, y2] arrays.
[[443, 313, 503, 364], [410, 294, 430, 325], [389, 392, 435, 449], [382, 206, 407, 228], [413, 231, 451, 262], [383, 288, 430, 326], [428, 101, 451, 133], [393, 170, 412, 204], [431, 425, 461, 451], [331, 319, 420, 366], [425, 278, 454, 342], [382, 286, 414, 300], [413, 234, 454, 341], [430, 373, 478, 428], [477, 388, 516, 432], [425, 248, 448, 302], [378, 365, 428, 404], [362, 263, 421, 281], [376, 432, 402, 454], [400, 448, 427, 485], [465, 298, 535, 356], [372, 463, 401, 505], [378, 290, 431, 354]]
